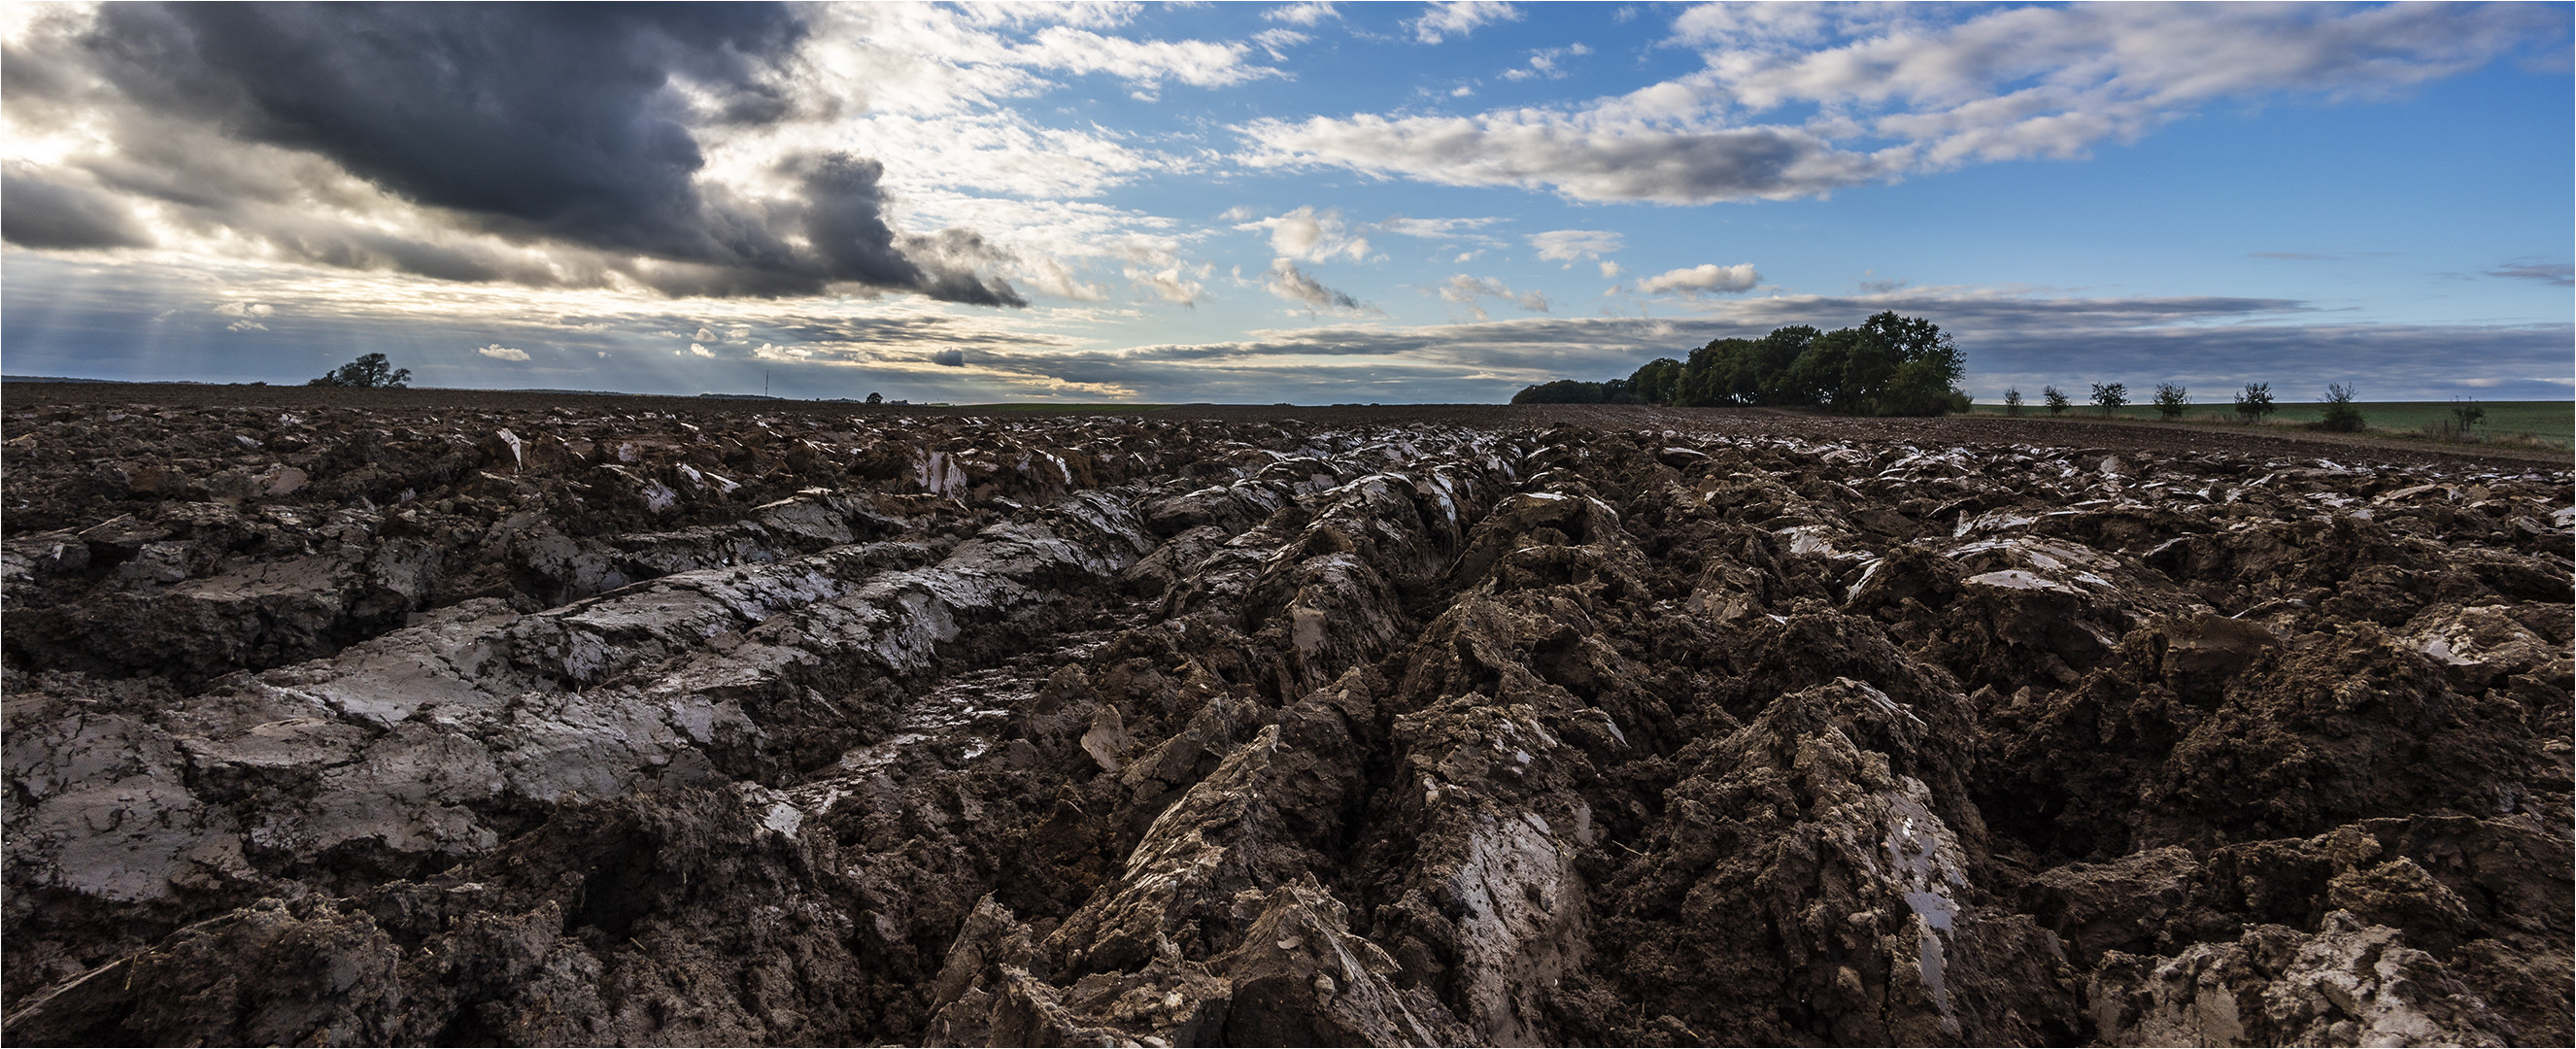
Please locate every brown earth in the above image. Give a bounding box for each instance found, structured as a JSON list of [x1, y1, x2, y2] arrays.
[[3, 384, 2569, 1046]]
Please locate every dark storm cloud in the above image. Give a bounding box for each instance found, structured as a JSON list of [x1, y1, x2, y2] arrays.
[[5, 3, 1021, 305], [0, 173, 152, 249], [81, 3, 797, 258]]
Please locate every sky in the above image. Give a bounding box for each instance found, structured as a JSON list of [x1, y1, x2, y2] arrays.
[[2, 1, 2569, 404]]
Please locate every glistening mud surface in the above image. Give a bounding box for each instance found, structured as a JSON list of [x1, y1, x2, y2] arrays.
[[4, 395, 2569, 1046]]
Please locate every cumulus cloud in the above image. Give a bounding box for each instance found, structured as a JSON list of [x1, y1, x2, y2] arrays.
[[1412, 2, 1522, 45], [1502, 43, 1589, 82], [1263, 257, 1373, 313], [1529, 229, 1622, 264], [1108, 238, 1208, 306], [1243, 3, 2560, 203], [1236, 205, 1371, 263], [215, 302, 275, 331], [1638, 262, 1760, 294], [1438, 274, 1548, 321], [689, 343, 715, 357], [929, 349, 966, 366], [476, 344, 531, 361]]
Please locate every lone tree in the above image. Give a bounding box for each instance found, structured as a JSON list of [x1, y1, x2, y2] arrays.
[[2090, 382, 2128, 417], [2043, 386, 2069, 415], [865, 391, 884, 405], [2152, 382, 2189, 421], [2233, 382, 2276, 423], [310, 353, 411, 389], [2003, 388, 2023, 416], [2450, 397, 2486, 439], [2319, 383, 2365, 432]]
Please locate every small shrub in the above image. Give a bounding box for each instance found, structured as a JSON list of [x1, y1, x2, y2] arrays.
[[2152, 383, 2188, 421], [2089, 382, 2127, 417], [2043, 386, 2069, 415], [2003, 388, 2023, 417], [2451, 397, 2485, 435], [2318, 383, 2365, 432], [2233, 382, 2276, 424]]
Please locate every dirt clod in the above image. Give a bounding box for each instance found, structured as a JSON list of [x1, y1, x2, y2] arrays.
[[5, 392, 2567, 1046]]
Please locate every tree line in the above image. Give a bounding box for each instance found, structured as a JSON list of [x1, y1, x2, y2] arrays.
[[2002, 380, 2373, 432], [1510, 311, 1968, 416]]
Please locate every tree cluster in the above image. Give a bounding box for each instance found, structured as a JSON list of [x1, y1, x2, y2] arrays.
[[1510, 312, 1968, 416], [309, 353, 411, 389]]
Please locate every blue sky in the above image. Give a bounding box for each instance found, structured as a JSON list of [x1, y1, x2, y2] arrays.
[[3, 1, 2569, 403]]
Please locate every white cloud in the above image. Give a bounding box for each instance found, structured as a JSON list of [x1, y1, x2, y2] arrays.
[[1502, 42, 1589, 81], [1018, 255, 1113, 301], [1376, 216, 1502, 241], [476, 344, 531, 361], [1251, 28, 1308, 60], [1241, 4, 2556, 203], [1639, 262, 1760, 294], [1014, 25, 1277, 88], [1438, 274, 1548, 321], [689, 343, 715, 357], [1236, 205, 1371, 263], [1412, 2, 1522, 45], [216, 300, 275, 331], [1599, 260, 1623, 279], [1263, 257, 1373, 313], [1266, 2, 1339, 27], [1243, 113, 1886, 203], [1120, 240, 1210, 306], [1529, 229, 1623, 263]]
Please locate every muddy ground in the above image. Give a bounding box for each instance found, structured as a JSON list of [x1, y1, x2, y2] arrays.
[[3, 385, 2569, 1046]]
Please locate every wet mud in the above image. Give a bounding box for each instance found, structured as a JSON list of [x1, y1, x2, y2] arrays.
[[4, 392, 2569, 1046]]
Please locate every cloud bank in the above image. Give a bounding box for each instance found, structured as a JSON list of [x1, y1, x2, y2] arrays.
[[0, 2, 1289, 306]]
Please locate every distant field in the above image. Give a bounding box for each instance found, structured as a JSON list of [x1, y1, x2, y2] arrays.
[[1965, 399, 2572, 447], [973, 402, 1169, 414]]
